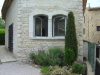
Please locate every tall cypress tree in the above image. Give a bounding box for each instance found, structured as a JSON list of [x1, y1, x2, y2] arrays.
[[65, 11, 78, 60]]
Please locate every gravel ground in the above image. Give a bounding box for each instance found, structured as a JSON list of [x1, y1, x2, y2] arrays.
[[0, 61, 41, 75]]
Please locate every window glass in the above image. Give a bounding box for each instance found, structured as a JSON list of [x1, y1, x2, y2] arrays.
[[53, 16, 66, 36], [34, 16, 48, 37]]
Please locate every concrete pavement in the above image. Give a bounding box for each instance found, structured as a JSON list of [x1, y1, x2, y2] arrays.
[[0, 46, 17, 63]]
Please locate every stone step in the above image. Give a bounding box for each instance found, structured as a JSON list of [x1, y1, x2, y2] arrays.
[[0, 45, 17, 63]]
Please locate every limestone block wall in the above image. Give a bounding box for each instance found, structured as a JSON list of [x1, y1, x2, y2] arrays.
[[83, 8, 100, 43], [83, 9, 89, 41], [17, 0, 83, 61]]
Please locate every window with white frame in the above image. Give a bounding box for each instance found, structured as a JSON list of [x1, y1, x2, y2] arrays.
[[52, 15, 67, 37], [34, 15, 48, 37]]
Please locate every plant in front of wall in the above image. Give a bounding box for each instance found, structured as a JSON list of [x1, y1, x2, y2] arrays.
[[72, 63, 85, 74], [0, 29, 5, 45], [48, 47, 64, 66], [65, 11, 78, 60], [64, 47, 75, 65]]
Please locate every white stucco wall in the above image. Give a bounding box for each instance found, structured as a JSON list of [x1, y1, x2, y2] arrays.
[[16, 0, 83, 61], [5, 0, 18, 57]]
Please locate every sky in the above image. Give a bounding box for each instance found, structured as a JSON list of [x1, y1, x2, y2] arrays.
[[0, 0, 100, 16]]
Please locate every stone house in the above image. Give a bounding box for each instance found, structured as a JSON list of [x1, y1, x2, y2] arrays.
[[83, 7, 100, 43], [2, 0, 87, 61]]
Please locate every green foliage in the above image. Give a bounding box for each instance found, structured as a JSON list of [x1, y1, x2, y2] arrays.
[[30, 50, 49, 66], [65, 11, 78, 60], [49, 47, 64, 66], [72, 63, 85, 74], [41, 66, 50, 75], [29, 52, 36, 60], [29, 47, 64, 66], [49, 47, 63, 55], [64, 47, 75, 65], [0, 29, 5, 45], [0, 17, 5, 29]]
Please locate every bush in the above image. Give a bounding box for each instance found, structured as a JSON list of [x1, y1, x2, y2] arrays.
[[72, 63, 85, 74], [64, 47, 75, 65], [65, 11, 78, 60], [49, 47, 64, 66], [29, 47, 65, 66], [0, 29, 5, 45], [41, 66, 50, 75], [29, 52, 36, 60], [29, 50, 49, 66]]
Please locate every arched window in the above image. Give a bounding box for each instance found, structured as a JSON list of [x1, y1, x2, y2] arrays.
[[34, 15, 48, 37], [52, 15, 67, 37]]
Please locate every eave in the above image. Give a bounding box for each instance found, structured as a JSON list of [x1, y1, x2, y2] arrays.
[[83, 0, 87, 16], [1, 0, 13, 20], [1, 0, 87, 20], [88, 7, 100, 11]]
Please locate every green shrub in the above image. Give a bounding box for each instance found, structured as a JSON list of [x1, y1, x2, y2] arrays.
[[36, 50, 49, 66], [65, 11, 78, 60], [49, 47, 64, 66], [0, 17, 5, 29], [29, 47, 65, 66], [64, 47, 75, 65], [72, 63, 85, 74], [29, 50, 49, 66], [0, 29, 5, 45], [41, 66, 50, 75], [29, 52, 36, 60]]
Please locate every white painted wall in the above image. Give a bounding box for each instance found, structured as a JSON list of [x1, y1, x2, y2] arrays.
[[5, 0, 18, 58]]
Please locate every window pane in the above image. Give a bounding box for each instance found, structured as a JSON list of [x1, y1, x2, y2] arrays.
[[35, 16, 48, 37], [35, 18, 41, 36], [54, 16, 65, 36]]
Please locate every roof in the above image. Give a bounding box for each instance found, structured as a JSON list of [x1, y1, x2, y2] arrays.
[[83, 39, 91, 43], [88, 7, 100, 11], [83, 0, 87, 16], [1, 0, 13, 20], [1, 0, 87, 20]]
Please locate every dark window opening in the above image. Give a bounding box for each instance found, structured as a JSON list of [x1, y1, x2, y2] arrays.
[[97, 26, 100, 31], [83, 28, 85, 34], [34, 15, 48, 37], [84, 16, 85, 23]]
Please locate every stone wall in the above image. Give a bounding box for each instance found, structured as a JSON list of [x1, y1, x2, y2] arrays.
[[83, 8, 100, 43], [83, 42, 88, 60], [16, 0, 83, 61]]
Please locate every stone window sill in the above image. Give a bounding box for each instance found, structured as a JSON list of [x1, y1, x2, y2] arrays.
[[30, 37, 65, 40]]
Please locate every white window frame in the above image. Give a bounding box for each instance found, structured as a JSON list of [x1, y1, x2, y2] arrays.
[[29, 10, 68, 39], [53, 16, 67, 37]]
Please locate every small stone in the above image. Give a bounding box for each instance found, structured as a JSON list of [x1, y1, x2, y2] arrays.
[[69, 68, 72, 72], [34, 65, 40, 68], [50, 66, 53, 70], [62, 66, 68, 70], [67, 70, 70, 74]]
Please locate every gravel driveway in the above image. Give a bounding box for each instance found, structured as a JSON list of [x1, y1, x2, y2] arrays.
[[0, 62, 41, 75]]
